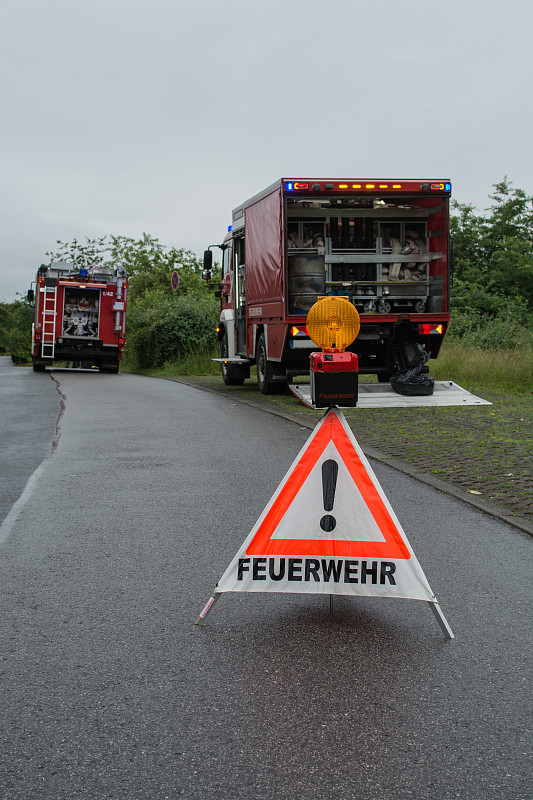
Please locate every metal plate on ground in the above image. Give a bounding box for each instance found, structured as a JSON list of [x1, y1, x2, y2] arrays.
[[290, 381, 492, 409], [212, 358, 251, 365]]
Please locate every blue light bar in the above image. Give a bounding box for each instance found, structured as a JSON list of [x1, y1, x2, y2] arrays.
[[286, 182, 294, 191], [227, 225, 233, 232], [445, 182, 451, 192]]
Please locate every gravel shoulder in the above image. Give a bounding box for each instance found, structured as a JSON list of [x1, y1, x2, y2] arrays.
[[166, 374, 533, 537]]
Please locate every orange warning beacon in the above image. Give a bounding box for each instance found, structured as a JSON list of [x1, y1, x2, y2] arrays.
[[307, 296, 360, 408]]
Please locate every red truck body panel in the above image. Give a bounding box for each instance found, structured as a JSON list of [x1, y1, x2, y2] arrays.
[[244, 187, 284, 306]]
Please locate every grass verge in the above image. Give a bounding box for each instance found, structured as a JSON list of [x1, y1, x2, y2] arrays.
[[121, 349, 220, 378], [431, 342, 533, 395], [125, 342, 533, 397]]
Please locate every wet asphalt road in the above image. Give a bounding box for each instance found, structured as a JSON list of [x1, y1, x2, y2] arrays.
[[0, 364, 531, 800], [0, 358, 59, 527]]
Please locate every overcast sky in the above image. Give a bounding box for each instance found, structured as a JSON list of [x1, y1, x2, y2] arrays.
[[1, 0, 532, 301]]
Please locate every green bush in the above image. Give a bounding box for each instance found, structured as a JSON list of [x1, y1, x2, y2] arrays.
[[0, 303, 11, 354], [447, 298, 533, 350], [124, 291, 219, 369], [0, 300, 33, 364], [9, 329, 32, 364]]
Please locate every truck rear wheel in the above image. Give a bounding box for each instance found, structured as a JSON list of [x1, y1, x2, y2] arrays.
[[256, 334, 287, 395], [220, 335, 245, 386], [32, 357, 46, 372], [99, 359, 119, 374]]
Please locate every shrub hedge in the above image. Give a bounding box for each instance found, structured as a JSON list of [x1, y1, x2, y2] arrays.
[[124, 291, 219, 369]]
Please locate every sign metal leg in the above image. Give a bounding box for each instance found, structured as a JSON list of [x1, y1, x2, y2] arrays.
[[197, 592, 220, 625], [428, 601, 454, 639]]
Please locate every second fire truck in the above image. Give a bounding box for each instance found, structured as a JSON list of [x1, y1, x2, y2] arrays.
[[29, 261, 128, 372]]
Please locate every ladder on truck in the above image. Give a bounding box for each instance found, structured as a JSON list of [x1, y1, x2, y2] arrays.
[[41, 282, 58, 359]]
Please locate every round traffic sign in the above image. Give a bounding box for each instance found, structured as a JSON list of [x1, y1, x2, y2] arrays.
[[171, 271, 180, 292]]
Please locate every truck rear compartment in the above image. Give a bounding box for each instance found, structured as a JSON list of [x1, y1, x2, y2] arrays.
[[285, 192, 448, 318]]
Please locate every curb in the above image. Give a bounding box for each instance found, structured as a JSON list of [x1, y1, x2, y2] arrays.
[[166, 375, 533, 539]]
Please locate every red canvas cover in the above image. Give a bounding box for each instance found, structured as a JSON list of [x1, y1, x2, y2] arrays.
[[244, 187, 283, 304]]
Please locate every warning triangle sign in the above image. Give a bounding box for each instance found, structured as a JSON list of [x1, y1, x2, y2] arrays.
[[214, 409, 437, 603], [245, 410, 410, 559]]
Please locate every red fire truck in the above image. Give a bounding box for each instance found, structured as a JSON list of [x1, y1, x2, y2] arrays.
[[205, 178, 451, 393], [29, 261, 128, 372]]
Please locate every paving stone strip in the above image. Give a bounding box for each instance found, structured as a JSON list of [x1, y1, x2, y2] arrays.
[[168, 375, 533, 538]]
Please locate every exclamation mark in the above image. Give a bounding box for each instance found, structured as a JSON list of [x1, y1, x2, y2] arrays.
[[320, 459, 339, 532]]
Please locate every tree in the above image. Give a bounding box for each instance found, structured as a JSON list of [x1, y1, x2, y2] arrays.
[[47, 234, 220, 304], [451, 178, 533, 312], [45, 236, 108, 268], [108, 234, 219, 302], [487, 178, 533, 243]]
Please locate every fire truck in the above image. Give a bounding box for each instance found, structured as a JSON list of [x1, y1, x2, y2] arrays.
[[28, 261, 128, 372], [204, 178, 451, 394]]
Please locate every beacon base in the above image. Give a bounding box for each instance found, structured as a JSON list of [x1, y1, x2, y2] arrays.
[[310, 351, 359, 408]]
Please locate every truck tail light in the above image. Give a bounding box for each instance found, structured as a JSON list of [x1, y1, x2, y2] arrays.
[[118, 337, 125, 347], [290, 325, 308, 337], [418, 324, 444, 335]]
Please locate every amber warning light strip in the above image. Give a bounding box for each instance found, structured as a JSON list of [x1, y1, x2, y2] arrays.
[[285, 181, 451, 193]]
